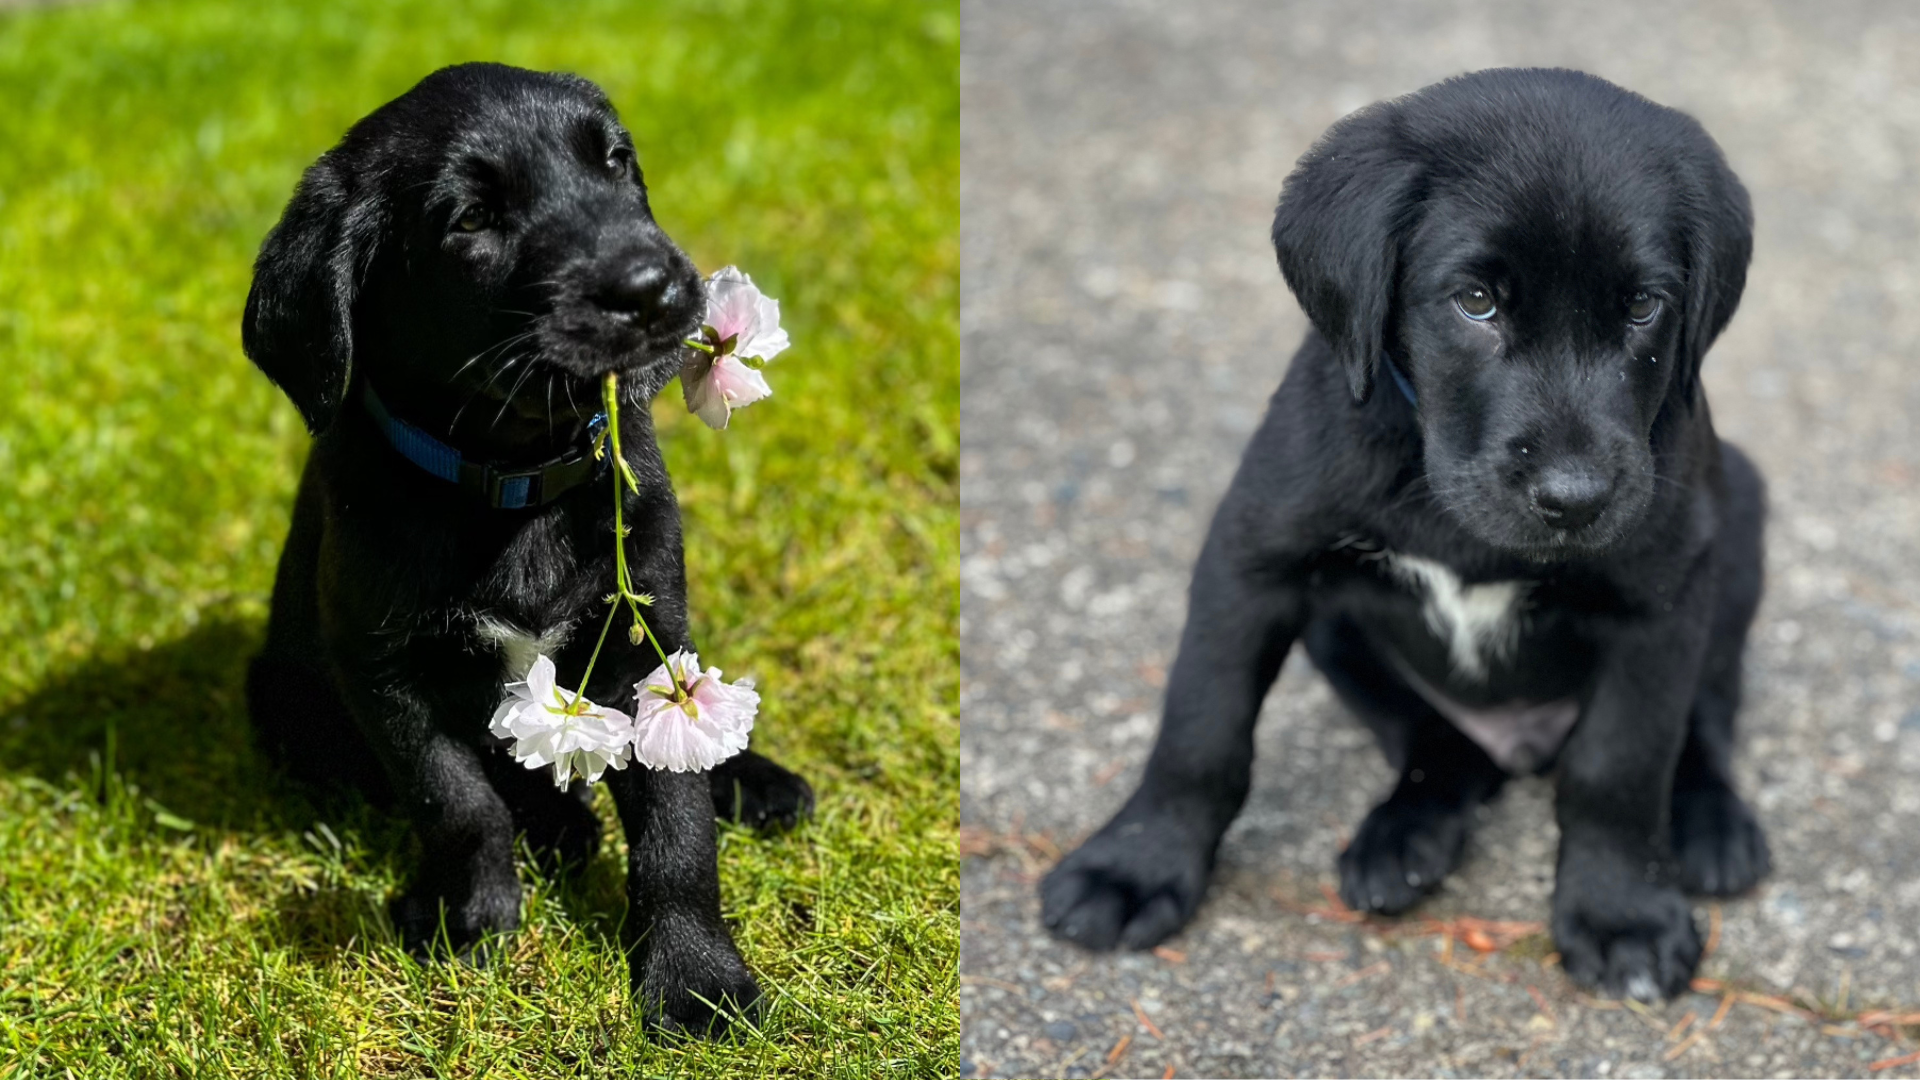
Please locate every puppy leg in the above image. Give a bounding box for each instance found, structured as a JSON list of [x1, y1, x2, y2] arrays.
[[1672, 696, 1769, 896], [709, 748, 814, 832], [348, 688, 523, 957], [1042, 527, 1305, 951], [604, 766, 761, 1034], [1552, 565, 1713, 1001], [1304, 616, 1506, 914], [598, 487, 758, 1032], [1672, 442, 1770, 895]]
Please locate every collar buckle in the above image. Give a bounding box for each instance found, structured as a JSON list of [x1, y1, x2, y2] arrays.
[[484, 467, 543, 510]]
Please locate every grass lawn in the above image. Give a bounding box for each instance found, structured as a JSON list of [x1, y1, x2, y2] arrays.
[[0, 0, 957, 1075]]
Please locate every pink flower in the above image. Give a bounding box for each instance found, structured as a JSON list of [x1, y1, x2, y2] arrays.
[[489, 654, 635, 787], [682, 352, 772, 430], [682, 266, 788, 430], [630, 650, 758, 772]]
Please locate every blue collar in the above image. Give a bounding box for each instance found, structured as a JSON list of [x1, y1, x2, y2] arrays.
[[361, 382, 609, 510], [1381, 350, 1418, 407]]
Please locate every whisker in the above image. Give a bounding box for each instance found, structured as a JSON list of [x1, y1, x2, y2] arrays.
[[1648, 471, 1696, 494], [490, 362, 541, 434], [448, 350, 527, 433], [449, 331, 535, 382]]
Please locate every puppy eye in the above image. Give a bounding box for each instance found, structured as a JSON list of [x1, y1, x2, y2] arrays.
[[455, 206, 495, 233], [1626, 291, 1660, 325], [607, 147, 635, 175], [1456, 287, 1496, 321]]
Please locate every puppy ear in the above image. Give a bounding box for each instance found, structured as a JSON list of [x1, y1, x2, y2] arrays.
[[242, 156, 382, 433], [1675, 151, 1752, 409], [1271, 105, 1421, 404]]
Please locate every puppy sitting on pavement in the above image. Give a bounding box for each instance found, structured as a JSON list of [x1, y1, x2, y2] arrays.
[[1042, 68, 1769, 1001]]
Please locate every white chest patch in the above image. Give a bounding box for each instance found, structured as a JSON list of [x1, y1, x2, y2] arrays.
[[1382, 552, 1528, 681], [475, 617, 573, 683]]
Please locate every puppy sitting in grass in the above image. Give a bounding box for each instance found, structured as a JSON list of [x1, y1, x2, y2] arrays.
[[1042, 68, 1768, 1001], [242, 62, 811, 1034]]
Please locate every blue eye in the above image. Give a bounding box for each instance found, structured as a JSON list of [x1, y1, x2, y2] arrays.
[[1456, 287, 1496, 321]]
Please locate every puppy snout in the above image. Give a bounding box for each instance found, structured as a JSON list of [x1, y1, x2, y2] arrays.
[[595, 261, 680, 324], [1529, 466, 1613, 531]]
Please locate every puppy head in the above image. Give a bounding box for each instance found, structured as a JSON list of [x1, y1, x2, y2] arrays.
[[243, 63, 703, 443], [1272, 68, 1751, 559]]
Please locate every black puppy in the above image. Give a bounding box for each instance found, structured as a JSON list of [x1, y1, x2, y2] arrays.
[[1041, 69, 1768, 1001], [242, 62, 813, 1033]]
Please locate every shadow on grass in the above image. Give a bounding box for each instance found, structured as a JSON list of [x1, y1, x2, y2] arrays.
[[0, 615, 300, 829], [4, 615, 638, 959]]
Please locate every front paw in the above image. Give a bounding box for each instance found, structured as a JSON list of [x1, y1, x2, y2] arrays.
[[1552, 855, 1701, 1001], [1672, 783, 1770, 896], [1338, 796, 1472, 915], [632, 919, 763, 1037], [1039, 809, 1214, 951], [710, 752, 815, 833]]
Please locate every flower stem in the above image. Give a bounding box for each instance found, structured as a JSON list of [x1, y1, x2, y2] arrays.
[[602, 371, 687, 701], [560, 372, 688, 709], [563, 600, 621, 715]]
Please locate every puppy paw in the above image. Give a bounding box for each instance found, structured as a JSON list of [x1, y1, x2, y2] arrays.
[[1552, 868, 1701, 1001], [1338, 797, 1472, 914], [633, 922, 763, 1037], [710, 752, 815, 833], [1040, 810, 1213, 951], [390, 879, 521, 959], [1672, 783, 1770, 896]]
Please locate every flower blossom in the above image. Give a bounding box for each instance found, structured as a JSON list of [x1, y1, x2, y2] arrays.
[[630, 649, 758, 772], [682, 266, 789, 430], [490, 654, 635, 787]]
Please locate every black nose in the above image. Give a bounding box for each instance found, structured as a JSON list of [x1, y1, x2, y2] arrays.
[[1529, 466, 1612, 531], [595, 262, 678, 323]]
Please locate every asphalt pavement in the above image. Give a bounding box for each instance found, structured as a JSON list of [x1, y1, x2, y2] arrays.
[[961, 2, 1920, 1076]]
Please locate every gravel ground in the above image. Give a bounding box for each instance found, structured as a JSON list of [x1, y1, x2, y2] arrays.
[[960, 2, 1920, 1077]]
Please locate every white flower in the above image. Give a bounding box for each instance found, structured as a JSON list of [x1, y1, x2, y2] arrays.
[[682, 266, 788, 430], [630, 649, 758, 772], [489, 654, 635, 787]]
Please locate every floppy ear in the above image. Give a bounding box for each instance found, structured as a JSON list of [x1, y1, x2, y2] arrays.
[[242, 155, 383, 433], [1674, 150, 1752, 410], [1271, 104, 1422, 404]]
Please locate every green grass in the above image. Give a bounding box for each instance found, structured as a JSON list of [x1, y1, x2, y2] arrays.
[[0, 0, 957, 1075]]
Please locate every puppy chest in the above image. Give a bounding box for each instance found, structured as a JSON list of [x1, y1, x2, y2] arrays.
[[1368, 551, 1579, 773], [1379, 552, 1528, 680], [474, 617, 573, 682]]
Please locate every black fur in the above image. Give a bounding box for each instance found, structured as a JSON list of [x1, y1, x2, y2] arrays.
[[242, 62, 813, 1034], [1040, 69, 1768, 1002]]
